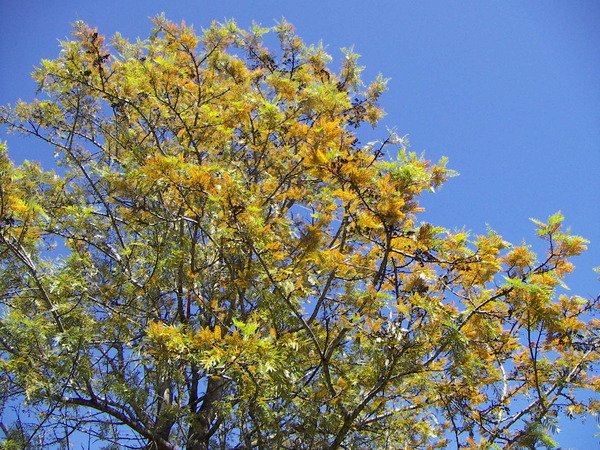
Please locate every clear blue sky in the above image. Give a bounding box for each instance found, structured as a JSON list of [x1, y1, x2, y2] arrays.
[[1, 0, 599, 447]]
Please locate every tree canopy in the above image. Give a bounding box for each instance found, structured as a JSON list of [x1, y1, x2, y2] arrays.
[[0, 16, 598, 449]]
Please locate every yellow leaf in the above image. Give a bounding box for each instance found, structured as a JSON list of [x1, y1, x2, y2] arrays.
[[357, 212, 380, 229], [269, 327, 278, 340], [10, 198, 29, 212], [264, 241, 282, 251]]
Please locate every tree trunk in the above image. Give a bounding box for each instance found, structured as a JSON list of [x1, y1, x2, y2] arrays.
[[186, 375, 225, 450]]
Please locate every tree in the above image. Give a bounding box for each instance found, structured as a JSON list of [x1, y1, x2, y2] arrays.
[[0, 16, 598, 449]]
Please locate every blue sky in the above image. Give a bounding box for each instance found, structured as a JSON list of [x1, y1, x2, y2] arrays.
[[1, 0, 599, 447]]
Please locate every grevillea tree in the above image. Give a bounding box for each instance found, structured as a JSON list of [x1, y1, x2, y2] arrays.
[[0, 16, 598, 449]]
